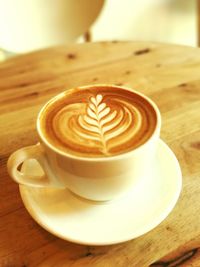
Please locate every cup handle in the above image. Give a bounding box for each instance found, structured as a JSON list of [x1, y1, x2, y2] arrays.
[[7, 143, 64, 188]]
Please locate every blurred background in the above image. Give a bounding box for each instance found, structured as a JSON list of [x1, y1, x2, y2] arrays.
[[0, 0, 197, 60], [89, 0, 197, 46]]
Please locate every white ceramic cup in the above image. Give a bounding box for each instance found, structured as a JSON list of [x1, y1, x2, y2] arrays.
[[7, 85, 161, 201]]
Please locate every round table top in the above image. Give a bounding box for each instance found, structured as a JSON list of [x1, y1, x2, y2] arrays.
[[0, 41, 200, 266]]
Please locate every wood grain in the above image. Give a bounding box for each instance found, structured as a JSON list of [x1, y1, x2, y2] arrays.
[[0, 41, 200, 266]]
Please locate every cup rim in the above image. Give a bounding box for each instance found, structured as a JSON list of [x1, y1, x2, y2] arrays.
[[37, 84, 161, 162]]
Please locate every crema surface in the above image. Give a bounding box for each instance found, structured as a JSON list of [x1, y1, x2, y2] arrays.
[[40, 86, 157, 157]]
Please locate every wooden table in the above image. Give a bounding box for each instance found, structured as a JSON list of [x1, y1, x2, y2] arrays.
[[0, 41, 200, 267]]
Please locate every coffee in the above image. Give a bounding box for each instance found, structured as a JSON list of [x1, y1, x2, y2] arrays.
[[39, 85, 157, 157]]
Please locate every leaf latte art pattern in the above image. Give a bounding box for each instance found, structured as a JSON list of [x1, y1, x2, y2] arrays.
[[76, 94, 135, 154], [42, 87, 157, 157], [51, 94, 145, 156]]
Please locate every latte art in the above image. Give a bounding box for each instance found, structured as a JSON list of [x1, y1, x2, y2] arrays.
[[40, 86, 158, 157], [76, 94, 141, 154]]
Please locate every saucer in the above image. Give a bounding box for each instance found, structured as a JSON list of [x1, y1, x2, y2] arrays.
[[19, 139, 182, 245]]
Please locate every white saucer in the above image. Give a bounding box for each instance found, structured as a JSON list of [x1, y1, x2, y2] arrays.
[[19, 139, 182, 246]]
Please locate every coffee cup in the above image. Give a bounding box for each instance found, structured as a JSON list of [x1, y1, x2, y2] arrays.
[[7, 84, 161, 201]]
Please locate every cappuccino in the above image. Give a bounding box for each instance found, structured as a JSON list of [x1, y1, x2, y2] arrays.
[[8, 84, 161, 200], [39, 85, 157, 157]]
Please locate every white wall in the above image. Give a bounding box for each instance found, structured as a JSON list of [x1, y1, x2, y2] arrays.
[[90, 0, 197, 46]]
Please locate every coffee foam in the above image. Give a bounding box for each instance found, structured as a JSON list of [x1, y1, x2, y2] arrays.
[[40, 86, 157, 157]]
